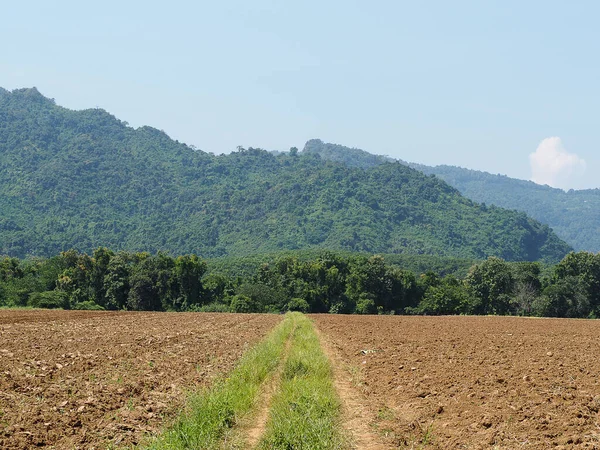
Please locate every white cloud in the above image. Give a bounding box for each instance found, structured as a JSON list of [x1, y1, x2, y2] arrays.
[[529, 137, 586, 190]]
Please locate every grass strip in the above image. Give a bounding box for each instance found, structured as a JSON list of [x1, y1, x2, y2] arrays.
[[144, 313, 296, 450], [258, 313, 346, 449]]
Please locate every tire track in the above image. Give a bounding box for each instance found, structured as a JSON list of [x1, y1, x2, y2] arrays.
[[315, 325, 389, 450], [244, 319, 297, 448]]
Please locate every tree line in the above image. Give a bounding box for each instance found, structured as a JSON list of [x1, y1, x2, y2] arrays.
[[1, 248, 599, 318]]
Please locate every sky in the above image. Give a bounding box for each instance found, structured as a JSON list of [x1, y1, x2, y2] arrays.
[[1, 1, 599, 190]]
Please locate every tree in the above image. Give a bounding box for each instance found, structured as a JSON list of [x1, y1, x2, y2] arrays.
[[127, 273, 160, 311], [55, 250, 94, 307], [553, 252, 600, 316], [230, 294, 259, 313], [103, 253, 132, 310], [412, 276, 469, 315], [355, 293, 376, 314], [512, 262, 542, 316], [465, 257, 514, 315], [203, 272, 235, 305], [126, 253, 174, 311], [287, 297, 309, 312], [538, 276, 589, 318], [90, 247, 114, 306], [173, 254, 206, 310]]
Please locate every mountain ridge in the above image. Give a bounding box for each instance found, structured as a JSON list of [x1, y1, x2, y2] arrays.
[[0, 88, 571, 262], [303, 139, 600, 252]]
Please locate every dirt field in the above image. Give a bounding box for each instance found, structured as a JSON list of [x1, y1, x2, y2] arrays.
[[313, 315, 600, 449], [0, 310, 281, 449]]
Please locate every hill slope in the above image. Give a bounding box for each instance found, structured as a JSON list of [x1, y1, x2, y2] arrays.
[[0, 88, 571, 261], [410, 165, 600, 252], [303, 139, 600, 252]]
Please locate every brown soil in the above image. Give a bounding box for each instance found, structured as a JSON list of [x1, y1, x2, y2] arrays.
[[312, 315, 600, 449], [315, 326, 388, 450], [0, 310, 281, 449]]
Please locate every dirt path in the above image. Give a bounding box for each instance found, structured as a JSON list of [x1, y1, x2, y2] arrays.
[[315, 326, 389, 450]]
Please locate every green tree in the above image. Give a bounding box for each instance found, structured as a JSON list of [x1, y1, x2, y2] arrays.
[[553, 252, 600, 316], [512, 262, 542, 316], [230, 294, 259, 313], [172, 254, 207, 310], [538, 276, 589, 318], [411, 276, 469, 315], [103, 252, 132, 310], [126, 253, 175, 311], [90, 247, 114, 306], [465, 257, 514, 315]]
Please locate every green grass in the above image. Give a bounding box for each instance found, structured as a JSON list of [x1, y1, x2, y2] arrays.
[[144, 313, 296, 450], [0, 306, 41, 310], [258, 314, 346, 449], [142, 313, 344, 449]]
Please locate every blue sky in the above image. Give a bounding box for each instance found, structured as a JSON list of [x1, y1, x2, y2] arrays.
[[2, 1, 598, 189]]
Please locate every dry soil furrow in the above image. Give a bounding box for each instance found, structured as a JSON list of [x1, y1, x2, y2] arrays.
[[0, 311, 281, 449], [315, 325, 390, 450], [313, 314, 600, 449]]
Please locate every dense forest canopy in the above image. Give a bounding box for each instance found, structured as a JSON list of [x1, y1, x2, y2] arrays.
[[303, 139, 600, 252], [0, 88, 570, 262], [410, 164, 600, 253]]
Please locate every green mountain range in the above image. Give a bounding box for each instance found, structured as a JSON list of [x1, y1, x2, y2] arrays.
[[0, 88, 570, 262], [304, 139, 600, 253]]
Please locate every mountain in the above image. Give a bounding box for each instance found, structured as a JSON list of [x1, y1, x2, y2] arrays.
[[0, 88, 571, 262], [303, 139, 600, 253], [303, 139, 395, 169], [408, 165, 600, 253]]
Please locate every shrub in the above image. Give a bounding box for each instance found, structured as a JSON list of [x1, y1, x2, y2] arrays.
[[73, 300, 105, 310], [230, 294, 260, 313], [28, 291, 69, 309], [355, 294, 376, 314], [287, 297, 310, 313], [412, 281, 469, 315]]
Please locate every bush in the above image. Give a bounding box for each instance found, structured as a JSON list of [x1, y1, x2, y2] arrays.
[[287, 297, 310, 313], [230, 294, 260, 313], [355, 294, 376, 314], [73, 300, 105, 310], [411, 281, 469, 315], [236, 282, 286, 311], [27, 291, 69, 309]]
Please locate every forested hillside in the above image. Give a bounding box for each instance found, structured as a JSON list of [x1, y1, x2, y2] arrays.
[[0, 88, 570, 262], [304, 139, 600, 252], [410, 165, 600, 252]]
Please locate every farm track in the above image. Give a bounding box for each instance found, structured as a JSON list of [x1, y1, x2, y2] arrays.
[[315, 326, 389, 450], [0, 311, 281, 449], [313, 314, 600, 449], [145, 312, 345, 450], [243, 319, 296, 449]]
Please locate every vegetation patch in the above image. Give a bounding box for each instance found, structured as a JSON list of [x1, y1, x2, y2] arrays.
[[258, 314, 345, 449], [144, 313, 344, 449]]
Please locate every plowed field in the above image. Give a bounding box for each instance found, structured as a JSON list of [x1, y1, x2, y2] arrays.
[[0, 311, 281, 449], [313, 315, 600, 449]]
